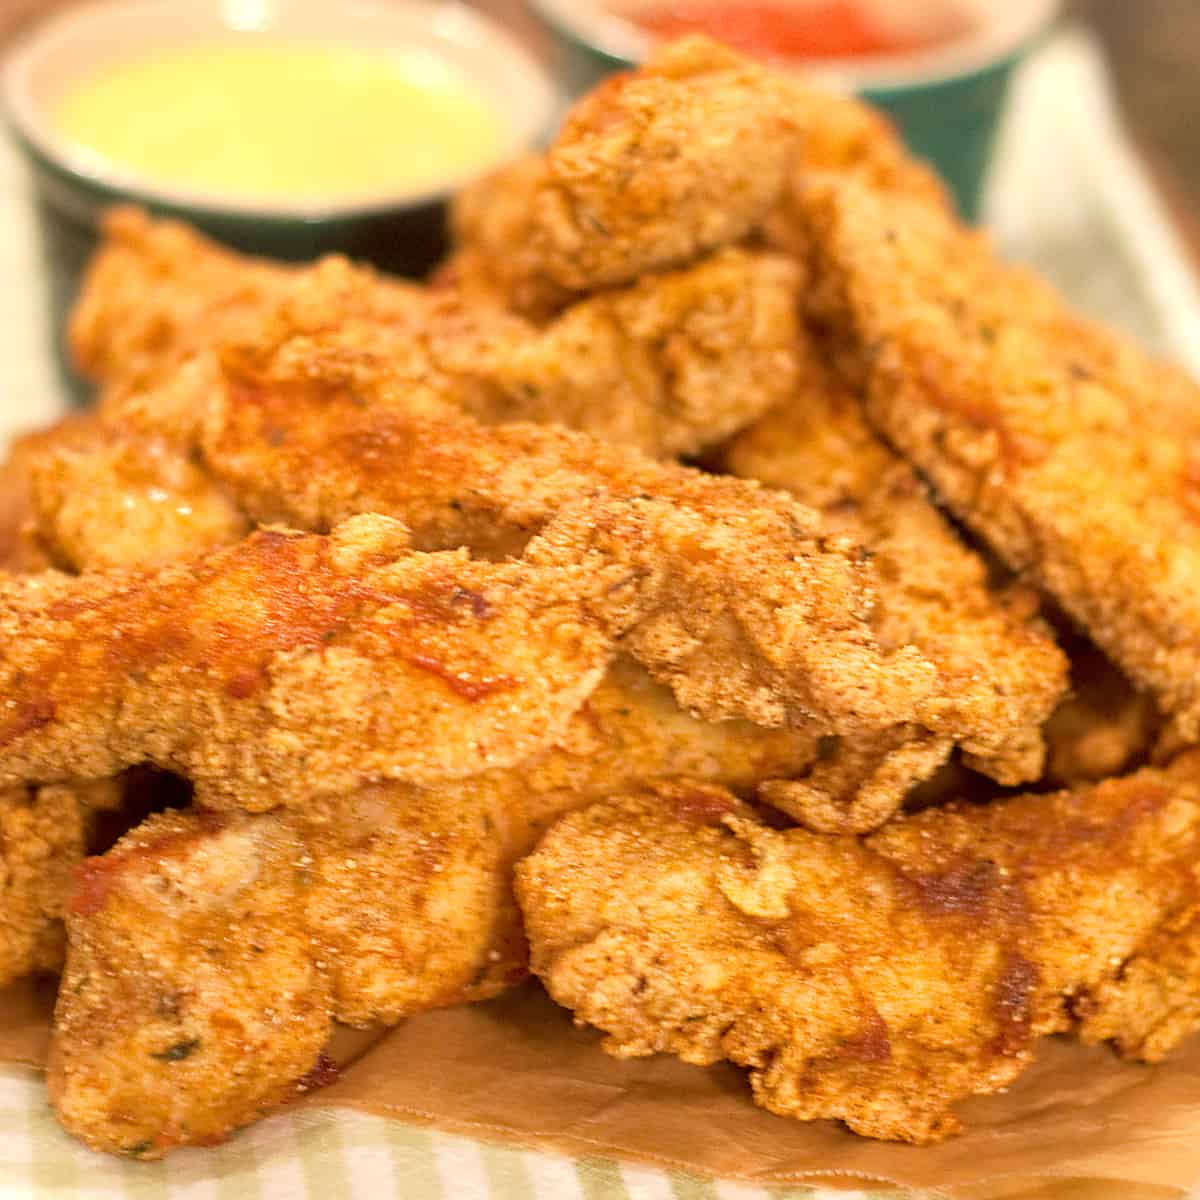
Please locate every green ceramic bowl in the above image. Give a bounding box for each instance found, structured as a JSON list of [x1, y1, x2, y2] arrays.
[[531, 0, 1062, 220], [2, 0, 558, 276]]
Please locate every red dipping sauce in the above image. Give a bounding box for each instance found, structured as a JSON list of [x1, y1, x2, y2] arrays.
[[631, 1, 973, 62]]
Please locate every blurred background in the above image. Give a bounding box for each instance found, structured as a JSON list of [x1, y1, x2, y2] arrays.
[[2, 0, 1195, 220], [1069, 0, 1199, 242], [1, 0, 1196, 271]]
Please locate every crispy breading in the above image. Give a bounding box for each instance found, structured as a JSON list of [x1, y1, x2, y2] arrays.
[[69, 207, 424, 397], [0, 779, 123, 987], [0, 451, 52, 574], [0, 515, 616, 808], [0, 473, 124, 987], [32, 300, 897, 744], [1076, 908, 1200, 1063], [69, 208, 302, 392], [24, 418, 248, 571], [449, 50, 943, 316], [759, 82, 951, 259], [47, 789, 530, 1156], [720, 341, 1067, 829], [801, 176, 1200, 746], [518, 758, 1200, 1144], [249, 244, 804, 459], [47, 654, 826, 1157], [113, 319, 940, 735], [0, 496, 937, 808], [450, 37, 800, 314], [39, 240, 933, 811], [444, 154, 573, 317], [49, 806, 334, 1157], [1, 474, 107, 986], [783, 83, 950, 208], [423, 247, 803, 458], [71, 219, 798, 465], [515, 656, 825, 836]]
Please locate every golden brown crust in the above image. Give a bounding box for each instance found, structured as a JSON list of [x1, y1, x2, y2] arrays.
[[519, 757, 1200, 1143], [425, 246, 804, 458], [0, 459, 116, 988], [46, 653, 829, 1157], [134, 316, 941, 737], [720, 340, 1068, 828], [0, 515, 619, 808], [0, 458, 122, 989], [0, 447, 53, 574], [71, 217, 798, 470], [0, 782, 116, 986], [802, 176, 1200, 745], [0, 499, 939, 811], [782, 83, 950, 208], [451, 52, 945, 316], [69, 207, 304, 392], [69, 208, 425, 399], [451, 37, 801, 313], [50, 807, 333, 1157], [26, 420, 249, 572], [446, 155, 575, 319], [1075, 907, 1200, 1063], [759, 81, 952, 260]]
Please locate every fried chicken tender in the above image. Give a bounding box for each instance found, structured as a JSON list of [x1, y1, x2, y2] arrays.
[[449, 43, 943, 317], [450, 37, 801, 314], [69, 208, 303, 393], [720, 342, 1067, 829], [758, 83, 951, 259], [23, 416, 248, 571], [69, 207, 425, 398], [70, 221, 797, 468], [519, 757, 1200, 1144], [0, 491, 935, 808], [0, 468, 126, 987], [48, 654, 826, 1157], [49, 805, 335, 1157], [0, 515, 617, 809], [1076, 908, 1200, 1063], [802, 177, 1200, 745], [443, 155, 572, 317], [0, 779, 122, 987], [0, 451, 51, 573], [783, 84, 949, 208], [48, 789, 528, 1157], [233, 244, 803, 459], [104, 314, 938, 736], [1, 472, 104, 985], [423, 247, 803, 458]]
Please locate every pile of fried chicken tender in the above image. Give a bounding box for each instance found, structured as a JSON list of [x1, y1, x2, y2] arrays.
[[3, 36, 1200, 1158]]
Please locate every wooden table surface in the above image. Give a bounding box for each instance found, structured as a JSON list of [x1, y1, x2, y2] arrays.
[[2, 0, 1196, 252]]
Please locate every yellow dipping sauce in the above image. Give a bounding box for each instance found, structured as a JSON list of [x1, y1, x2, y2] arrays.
[[55, 42, 510, 202]]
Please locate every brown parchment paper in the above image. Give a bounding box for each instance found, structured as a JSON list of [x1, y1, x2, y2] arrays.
[[4, 978, 1200, 1197]]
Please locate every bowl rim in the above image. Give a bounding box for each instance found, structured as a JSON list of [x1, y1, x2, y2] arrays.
[[1, 0, 560, 221], [530, 0, 1063, 90]]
